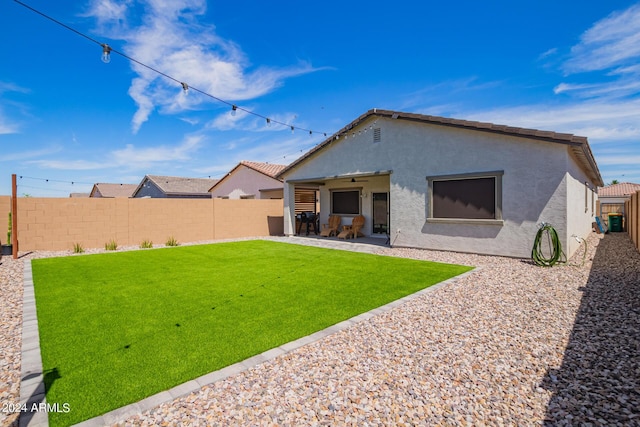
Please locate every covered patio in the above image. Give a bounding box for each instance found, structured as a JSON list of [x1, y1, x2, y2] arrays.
[[284, 171, 392, 243]]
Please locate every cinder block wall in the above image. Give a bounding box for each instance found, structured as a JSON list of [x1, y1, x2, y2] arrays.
[[213, 199, 284, 239], [10, 197, 283, 251], [0, 196, 10, 245]]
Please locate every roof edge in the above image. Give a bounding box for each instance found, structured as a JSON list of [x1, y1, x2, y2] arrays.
[[276, 109, 603, 185]]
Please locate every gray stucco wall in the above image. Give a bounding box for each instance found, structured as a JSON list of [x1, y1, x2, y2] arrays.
[[283, 116, 598, 258], [564, 151, 598, 256]]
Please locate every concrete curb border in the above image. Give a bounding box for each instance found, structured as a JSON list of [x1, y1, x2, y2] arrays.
[[19, 260, 49, 427]]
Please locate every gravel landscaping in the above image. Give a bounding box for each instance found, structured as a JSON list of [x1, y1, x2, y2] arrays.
[[1, 232, 639, 426]]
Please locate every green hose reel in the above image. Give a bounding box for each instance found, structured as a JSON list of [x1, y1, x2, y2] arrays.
[[531, 222, 566, 267]]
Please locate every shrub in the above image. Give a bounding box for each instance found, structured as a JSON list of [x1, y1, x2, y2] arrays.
[[105, 239, 118, 251], [165, 236, 179, 247], [73, 243, 85, 254], [140, 239, 153, 249], [7, 212, 12, 243]]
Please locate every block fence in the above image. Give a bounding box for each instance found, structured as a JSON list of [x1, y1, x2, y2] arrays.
[[626, 190, 640, 253], [0, 196, 284, 251]]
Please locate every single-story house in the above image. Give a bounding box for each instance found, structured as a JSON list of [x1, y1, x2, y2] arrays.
[[89, 183, 138, 198], [209, 161, 287, 199], [277, 109, 603, 258], [132, 175, 218, 198], [597, 182, 640, 228]]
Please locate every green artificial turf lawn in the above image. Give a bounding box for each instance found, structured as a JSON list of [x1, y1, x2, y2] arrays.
[[31, 240, 473, 426]]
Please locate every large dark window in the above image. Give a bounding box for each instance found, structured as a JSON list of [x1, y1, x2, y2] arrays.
[[428, 171, 503, 221], [331, 190, 360, 215]]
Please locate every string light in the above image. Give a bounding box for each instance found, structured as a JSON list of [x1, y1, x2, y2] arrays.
[[101, 43, 112, 63], [19, 176, 94, 185], [181, 82, 188, 94], [12, 0, 333, 138], [231, 105, 237, 116]]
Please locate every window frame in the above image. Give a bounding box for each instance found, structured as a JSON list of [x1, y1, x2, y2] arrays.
[[427, 171, 504, 225], [330, 188, 362, 216]]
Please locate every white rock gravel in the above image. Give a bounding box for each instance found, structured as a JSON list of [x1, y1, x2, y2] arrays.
[[1, 233, 639, 427]]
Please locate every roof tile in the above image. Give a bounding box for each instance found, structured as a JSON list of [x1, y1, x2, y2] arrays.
[[599, 182, 640, 197]]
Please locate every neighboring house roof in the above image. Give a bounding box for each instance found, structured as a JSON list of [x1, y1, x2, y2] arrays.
[[209, 161, 287, 192], [69, 192, 90, 198], [241, 161, 288, 179], [277, 109, 604, 187], [598, 182, 640, 197], [90, 183, 138, 198], [133, 175, 219, 197]]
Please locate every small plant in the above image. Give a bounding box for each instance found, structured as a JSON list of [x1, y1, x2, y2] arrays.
[[105, 239, 118, 251], [165, 236, 179, 247], [140, 239, 153, 249], [7, 212, 12, 244], [73, 243, 85, 254]]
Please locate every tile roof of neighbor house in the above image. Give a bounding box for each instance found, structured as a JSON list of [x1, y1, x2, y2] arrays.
[[241, 161, 288, 178], [209, 161, 288, 191], [69, 192, 90, 198], [598, 182, 640, 197], [277, 109, 604, 187], [90, 183, 138, 198], [144, 175, 219, 195]]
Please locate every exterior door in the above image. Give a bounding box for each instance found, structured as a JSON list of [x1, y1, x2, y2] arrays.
[[372, 192, 389, 235]]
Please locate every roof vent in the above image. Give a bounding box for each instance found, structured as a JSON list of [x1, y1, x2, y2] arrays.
[[373, 127, 381, 143]]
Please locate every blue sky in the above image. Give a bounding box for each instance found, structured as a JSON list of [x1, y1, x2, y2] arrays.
[[1, 0, 639, 196]]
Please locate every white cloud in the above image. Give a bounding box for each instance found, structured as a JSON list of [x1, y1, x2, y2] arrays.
[[538, 48, 558, 60], [563, 3, 640, 74], [467, 4, 640, 147], [86, 0, 323, 133], [463, 98, 640, 142], [0, 81, 31, 134], [0, 146, 63, 162], [0, 115, 19, 135], [554, 79, 640, 99], [27, 159, 107, 170], [595, 154, 640, 166], [25, 135, 204, 172], [111, 134, 203, 166], [84, 0, 131, 24], [0, 81, 30, 95]]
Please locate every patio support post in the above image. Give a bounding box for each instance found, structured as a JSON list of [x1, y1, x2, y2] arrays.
[[11, 173, 18, 259]]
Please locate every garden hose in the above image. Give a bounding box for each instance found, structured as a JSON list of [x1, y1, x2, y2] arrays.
[[531, 223, 566, 267]]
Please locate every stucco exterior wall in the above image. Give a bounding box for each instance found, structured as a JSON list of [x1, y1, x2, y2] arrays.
[[210, 166, 283, 199], [564, 151, 598, 257], [283, 116, 599, 258]]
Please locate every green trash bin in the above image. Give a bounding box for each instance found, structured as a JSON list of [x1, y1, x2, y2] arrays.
[[608, 213, 623, 232]]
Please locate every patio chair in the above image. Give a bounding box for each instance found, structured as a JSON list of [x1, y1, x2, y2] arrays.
[[337, 215, 365, 239], [320, 215, 341, 237]]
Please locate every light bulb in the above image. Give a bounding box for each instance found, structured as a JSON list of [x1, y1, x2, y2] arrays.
[[181, 82, 189, 94], [101, 44, 112, 64], [231, 105, 237, 116], [291, 126, 294, 134], [266, 118, 271, 127]]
